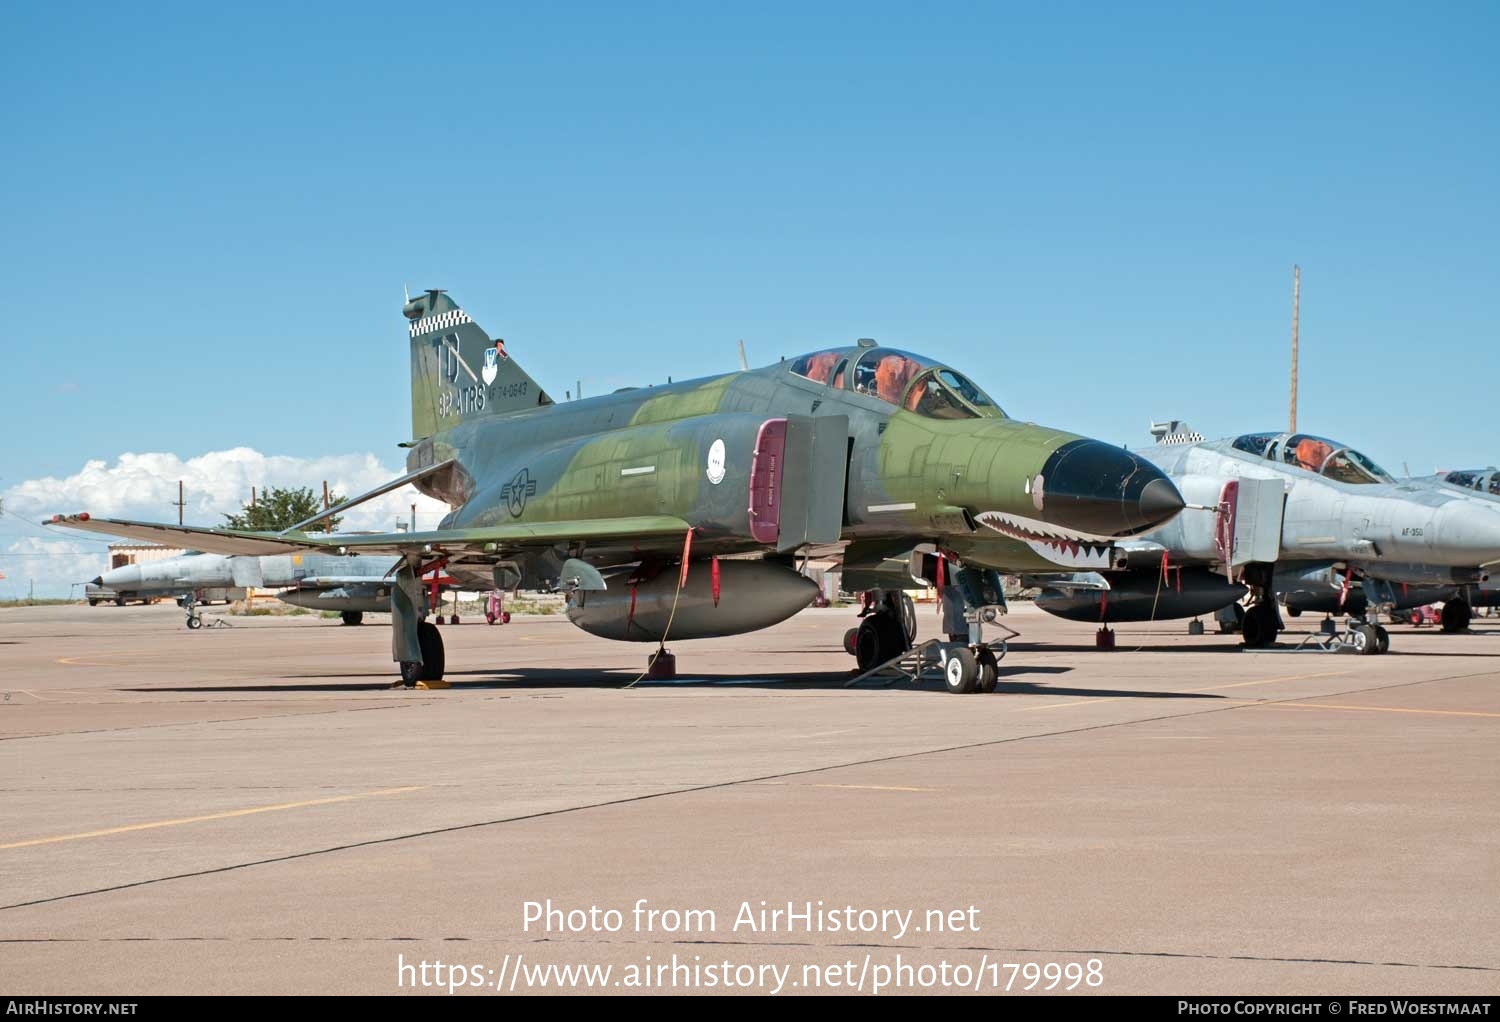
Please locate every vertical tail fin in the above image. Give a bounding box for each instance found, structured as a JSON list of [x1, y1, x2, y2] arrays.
[[403, 290, 553, 440]]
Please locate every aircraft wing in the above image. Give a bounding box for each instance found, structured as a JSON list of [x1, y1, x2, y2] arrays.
[[45, 514, 695, 559]]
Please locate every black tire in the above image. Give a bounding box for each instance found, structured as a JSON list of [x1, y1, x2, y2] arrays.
[[88, 599, 99, 607], [417, 620, 445, 681], [899, 593, 917, 644], [340, 611, 363, 627], [1241, 604, 1279, 648], [944, 648, 978, 694], [114, 596, 125, 607], [1410, 610, 1423, 626], [1354, 623, 1379, 656], [1441, 600, 1471, 634], [842, 627, 859, 657], [1286, 606, 1302, 618], [976, 649, 999, 694], [186, 616, 202, 630], [854, 614, 904, 671], [1375, 626, 1390, 655]]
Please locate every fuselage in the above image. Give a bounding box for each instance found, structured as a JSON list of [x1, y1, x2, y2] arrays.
[[406, 350, 1186, 577]]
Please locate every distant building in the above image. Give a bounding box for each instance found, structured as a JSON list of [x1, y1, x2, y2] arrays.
[[107, 543, 187, 571]]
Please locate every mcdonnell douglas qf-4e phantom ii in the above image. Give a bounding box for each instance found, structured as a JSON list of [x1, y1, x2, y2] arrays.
[[92, 550, 454, 629], [1031, 423, 1500, 652], [1277, 465, 1500, 632], [47, 290, 1186, 691]]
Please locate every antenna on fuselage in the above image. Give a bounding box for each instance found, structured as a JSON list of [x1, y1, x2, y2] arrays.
[[737, 339, 749, 371], [1289, 264, 1301, 433]]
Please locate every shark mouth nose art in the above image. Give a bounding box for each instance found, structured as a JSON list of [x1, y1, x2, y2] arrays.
[[975, 510, 1118, 569]]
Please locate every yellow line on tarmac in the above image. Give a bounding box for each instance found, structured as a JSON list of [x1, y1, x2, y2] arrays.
[[0, 786, 428, 851], [56, 649, 162, 667], [1268, 702, 1500, 720], [1016, 669, 1353, 712], [1016, 697, 1129, 712], [1186, 669, 1353, 693]]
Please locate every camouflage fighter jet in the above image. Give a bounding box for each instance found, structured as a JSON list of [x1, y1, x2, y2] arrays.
[[1030, 423, 1500, 651], [47, 290, 1186, 690]]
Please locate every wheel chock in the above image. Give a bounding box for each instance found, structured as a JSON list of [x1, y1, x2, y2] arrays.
[[415, 680, 452, 690]]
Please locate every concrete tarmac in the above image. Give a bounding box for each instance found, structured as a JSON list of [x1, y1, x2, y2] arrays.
[[2, 602, 1498, 995]]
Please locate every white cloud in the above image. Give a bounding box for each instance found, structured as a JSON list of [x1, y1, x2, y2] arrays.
[[2, 448, 451, 597], [0, 536, 109, 600]]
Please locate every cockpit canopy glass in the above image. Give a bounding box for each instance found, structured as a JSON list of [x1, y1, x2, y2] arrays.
[[1444, 470, 1484, 490], [1230, 433, 1279, 458], [787, 350, 843, 385], [789, 347, 1005, 419], [1229, 432, 1394, 484]]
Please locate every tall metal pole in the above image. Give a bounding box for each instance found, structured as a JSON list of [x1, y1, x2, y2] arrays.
[[1290, 265, 1301, 433]]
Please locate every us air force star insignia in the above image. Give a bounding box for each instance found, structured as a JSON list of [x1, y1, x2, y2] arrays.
[[706, 438, 727, 485], [500, 469, 538, 517], [482, 346, 499, 385]]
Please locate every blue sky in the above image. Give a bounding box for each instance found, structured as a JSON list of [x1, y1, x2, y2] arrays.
[[2, 2, 1497, 591]]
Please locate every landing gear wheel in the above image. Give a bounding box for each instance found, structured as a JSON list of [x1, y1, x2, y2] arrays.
[[1375, 626, 1390, 655], [1441, 599, 1471, 634], [976, 649, 999, 694], [1286, 606, 1302, 618], [417, 620, 445, 682], [854, 614, 905, 672], [1241, 604, 1279, 649], [843, 627, 859, 657], [185, 616, 202, 630], [944, 648, 978, 694], [1353, 623, 1379, 656], [899, 592, 917, 644], [340, 611, 363, 627]]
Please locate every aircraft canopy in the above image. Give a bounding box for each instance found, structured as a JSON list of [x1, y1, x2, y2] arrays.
[[787, 347, 1006, 420], [1444, 469, 1500, 496], [1229, 432, 1395, 485]]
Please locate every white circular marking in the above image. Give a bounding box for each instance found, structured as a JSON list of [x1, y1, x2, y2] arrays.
[[706, 438, 727, 485]]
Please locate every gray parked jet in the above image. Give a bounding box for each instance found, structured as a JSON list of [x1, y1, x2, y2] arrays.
[[1426, 468, 1500, 500], [1030, 423, 1500, 651], [94, 551, 406, 627], [1272, 465, 1500, 630]]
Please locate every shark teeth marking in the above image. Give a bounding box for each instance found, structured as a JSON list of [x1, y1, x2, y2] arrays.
[[975, 511, 1117, 570]]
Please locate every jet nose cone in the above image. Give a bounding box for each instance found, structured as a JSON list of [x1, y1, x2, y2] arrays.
[[90, 576, 104, 587], [100, 565, 140, 589], [1038, 440, 1185, 538]]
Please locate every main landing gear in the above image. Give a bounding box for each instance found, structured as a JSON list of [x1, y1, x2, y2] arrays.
[[340, 611, 364, 626], [1441, 598, 1472, 634], [844, 590, 916, 673], [393, 560, 447, 688]]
